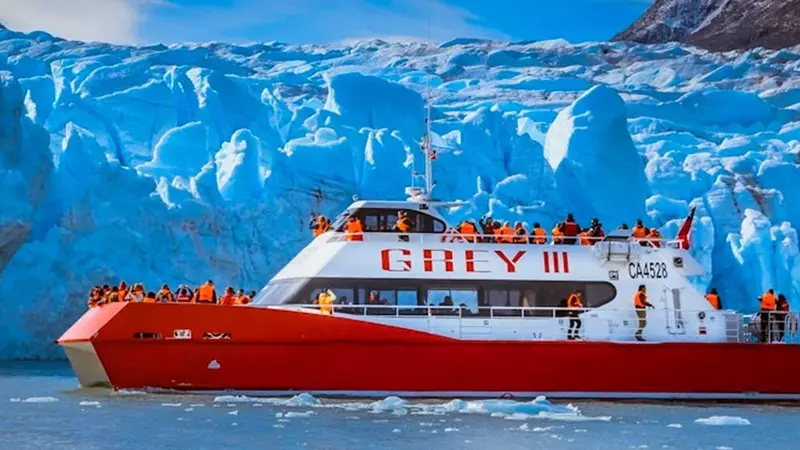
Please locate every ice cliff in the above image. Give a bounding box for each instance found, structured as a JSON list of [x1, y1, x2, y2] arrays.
[[0, 28, 799, 358]]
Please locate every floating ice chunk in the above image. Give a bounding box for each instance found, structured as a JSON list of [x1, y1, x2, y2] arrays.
[[9, 398, 20, 402], [667, 423, 682, 428], [694, 416, 751, 426], [715, 447, 733, 450], [504, 413, 531, 421], [79, 401, 100, 406], [161, 403, 182, 407], [228, 410, 238, 416], [518, 423, 530, 431], [116, 390, 146, 396], [21, 397, 59, 403], [392, 428, 401, 433], [273, 424, 284, 429], [370, 396, 408, 413], [287, 393, 320, 407], [184, 408, 194, 412], [284, 411, 315, 418]]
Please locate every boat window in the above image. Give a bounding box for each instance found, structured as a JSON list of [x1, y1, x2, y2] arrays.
[[487, 289, 523, 317], [309, 287, 355, 305], [252, 279, 303, 306], [343, 207, 448, 234], [428, 288, 478, 315]]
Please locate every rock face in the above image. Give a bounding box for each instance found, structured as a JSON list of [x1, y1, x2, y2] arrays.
[[615, 0, 800, 51]]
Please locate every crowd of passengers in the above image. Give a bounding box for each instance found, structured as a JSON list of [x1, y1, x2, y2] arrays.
[[87, 280, 257, 308], [311, 212, 665, 246]]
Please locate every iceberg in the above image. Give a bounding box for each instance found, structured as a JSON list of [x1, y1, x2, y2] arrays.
[[0, 25, 799, 357]]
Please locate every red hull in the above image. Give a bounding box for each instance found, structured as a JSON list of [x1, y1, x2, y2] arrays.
[[58, 303, 800, 400]]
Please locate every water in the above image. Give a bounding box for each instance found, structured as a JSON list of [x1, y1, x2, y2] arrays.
[[1, 362, 799, 450]]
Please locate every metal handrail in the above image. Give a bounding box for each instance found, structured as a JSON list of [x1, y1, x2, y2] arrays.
[[280, 304, 798, 344], [321, 231, 684, 248]]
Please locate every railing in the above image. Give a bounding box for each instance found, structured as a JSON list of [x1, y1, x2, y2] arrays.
[[321, 231, 684, 248], [275, 304, 799, 344]]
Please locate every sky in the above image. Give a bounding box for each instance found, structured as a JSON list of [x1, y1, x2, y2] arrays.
[[0, 0, 652, 46]]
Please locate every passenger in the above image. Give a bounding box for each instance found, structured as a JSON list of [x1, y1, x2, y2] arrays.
[[479, 216, 497, 243], [220, 287, 237, 306], [156, 284, 175, 303], [142, 291, 157, 303], [316, 289, 336, 315], [249, 290, 257, 301], [175, 285, 193, 303], [632, 219, 648, 243], [513, 222, 528, 244], [551, 223, 563, 245], [579, 229, 592, 246], [195, 280, 217, 304], [588, 218, 605, 245], [118, 281, 129, 303], [310, 214, 330, 238], [87, 287, 101, 308], [760, 289, 777, 342], [531, 222, 546, 244], [458, 220, 477, 243], [345, 216, 364, 242], [633, 284, 655, 341], [235, 289, 252, 305], [395, 211, 411, 242], [107, 286, 120, 303], [705, 288, 722, 310], [618, 223, 629, 231], [566, 291, 584, 340], [646, 227, 662, 248], [776, 294, 790, 342], [561, 213, 580, 245], [128, 283, 145, 302], [495, 221, 514, 243]]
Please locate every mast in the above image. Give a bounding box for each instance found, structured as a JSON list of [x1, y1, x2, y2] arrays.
[[423, 99, 434, 200]]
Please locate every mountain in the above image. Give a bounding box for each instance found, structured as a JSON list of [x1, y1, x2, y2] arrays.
[[1, 26, 800, 358], [615, 0, 800, 51]]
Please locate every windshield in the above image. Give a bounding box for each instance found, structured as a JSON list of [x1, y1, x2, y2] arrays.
[[252, 279, 304, 306]]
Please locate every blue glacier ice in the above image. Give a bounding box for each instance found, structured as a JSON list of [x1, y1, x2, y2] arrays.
[[1, 27, 800, 358]]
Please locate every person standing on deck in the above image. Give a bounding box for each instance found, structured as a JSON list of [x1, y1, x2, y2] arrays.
[[633, 285, 655, 341], [395, 211, 412, 242], [567, 291, 584, 340], [531, 222, 546, 244], [759, 289, 777, 342], [346, 216, 364, 241], [194, 280, 217, 304], [775, 294, 790, 342]]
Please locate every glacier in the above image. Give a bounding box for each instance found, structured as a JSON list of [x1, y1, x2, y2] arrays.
[[0, 27, 799, 358]]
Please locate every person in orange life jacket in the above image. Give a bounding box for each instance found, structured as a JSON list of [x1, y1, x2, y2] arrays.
[[175, 285, 193, 302], [141, 291, 157, 303], [632, 219, 648, 245], [705, 288, 722, 310], [118, 281, 129, 302], [310, 214, 331, 238], [560, 213, 580, 245], [566, 291, 584, 340], [220, 287, 237, 306], [495, 221, 514, 243], [235, 289, 252, 305], [458, 220, 477, 243], [155, 284, 175, 303], [775, 294, 791, 342], [316, 288, 336, 315], [195, 280, 217, 304], [759, 289, 777, 342], [345, 216, 363, 241], [646, 228, 662, 248], [531, 222, 546, 244], [87, 287, 101, 308], [588, 218, 605, 245], [513, 222, 528, 244], [551, 222, 564, 245], [395, 211, 412, 242], [633, 284, 655, 341], [579, 229, 592, 246]]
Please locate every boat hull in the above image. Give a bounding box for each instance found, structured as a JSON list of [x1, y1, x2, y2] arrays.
[[58, 303, 800, 400]]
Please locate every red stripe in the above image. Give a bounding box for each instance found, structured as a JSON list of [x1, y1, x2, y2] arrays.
[[553, 251, 560, 273], [562, 252, 569, 273], [543, 252, 550, 273]]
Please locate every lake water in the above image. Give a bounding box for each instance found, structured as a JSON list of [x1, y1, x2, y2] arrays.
[[1, 362, 798, 450]]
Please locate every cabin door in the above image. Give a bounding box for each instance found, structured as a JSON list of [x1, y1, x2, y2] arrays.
[[663, 287, 686, 335]]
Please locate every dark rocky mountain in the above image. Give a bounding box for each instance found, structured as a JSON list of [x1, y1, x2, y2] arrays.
[[615, 0, 800, 51]]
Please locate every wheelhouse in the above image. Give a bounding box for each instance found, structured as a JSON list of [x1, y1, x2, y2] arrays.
[[329, 200, 449, 234]]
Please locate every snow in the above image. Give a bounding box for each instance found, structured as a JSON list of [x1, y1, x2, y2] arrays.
[[694, 416, 751, 426], [16, 396, 59, 403], [1, 29, 800, 356]]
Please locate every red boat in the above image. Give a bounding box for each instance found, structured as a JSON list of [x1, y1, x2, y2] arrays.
[[58, 125, 800, 401]]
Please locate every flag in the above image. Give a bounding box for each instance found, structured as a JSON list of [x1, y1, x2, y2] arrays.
[[676, 207, 696, 250]]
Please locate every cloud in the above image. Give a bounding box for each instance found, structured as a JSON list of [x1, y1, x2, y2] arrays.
[[0, 0, 150, 44]]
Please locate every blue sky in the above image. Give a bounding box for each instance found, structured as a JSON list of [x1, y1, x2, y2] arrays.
[[2, 0, 652, 45]]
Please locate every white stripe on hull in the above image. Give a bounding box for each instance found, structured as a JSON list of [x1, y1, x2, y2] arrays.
[[61, 342, 110, 388]]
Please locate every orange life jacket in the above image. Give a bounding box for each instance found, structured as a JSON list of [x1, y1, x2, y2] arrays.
[[567, 294, 583, 309], [551, 227, 563, 244], [220, 293, 237, 306], [346, 219, 363, 241], [460, 222, 476, 242], [119, 289, 129, 302], [142, 296, 156, 303], [562, 221, 579, 237], [705, 293, 721, 310], [197, 284, 216, 303], [313, 218, 329, 237], [647, 229, 661, 247], [495, 225, 514, 243], [236, 295, 252, 305], [634, 290, 649, 308], [318, 292, 334, 315], [761, 292, 776, 310], [579, 231, 591, 246], [396, 217, 411, 233], [633, 225, 647, 238], [532, 227, 546, 244]]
